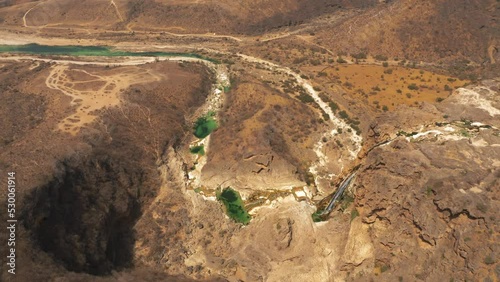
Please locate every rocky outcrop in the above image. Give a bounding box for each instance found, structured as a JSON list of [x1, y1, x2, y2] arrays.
[[353, 128, 499, 280], [201, 80, 320, 193]]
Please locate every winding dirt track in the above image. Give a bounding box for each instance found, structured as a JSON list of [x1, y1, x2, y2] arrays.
[[22, 2, 42, 28]]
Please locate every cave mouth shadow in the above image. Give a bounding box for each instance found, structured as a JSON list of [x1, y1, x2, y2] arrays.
[[21, 155, 147, 276]]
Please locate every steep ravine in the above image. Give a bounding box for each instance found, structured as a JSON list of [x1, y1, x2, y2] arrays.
[[21, 151, 145, 275], [15, 58, 213, 279]]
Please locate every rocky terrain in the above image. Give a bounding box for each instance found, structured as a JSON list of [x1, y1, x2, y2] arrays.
[[0, 0, 499, 282], [351, 80, 500, 280]]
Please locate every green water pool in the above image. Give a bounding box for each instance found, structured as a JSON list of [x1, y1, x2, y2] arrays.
[[193, 111, 218, 139], [0, 43, 219, 63], [216, 187, 251, 225], [189, 145, 205, 156]]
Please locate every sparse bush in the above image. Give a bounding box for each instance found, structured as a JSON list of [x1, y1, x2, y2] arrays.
[[382, 62, 389, 67], [293, 57, 307, 64], [382, 105, 389, 112], [374, 54, 388, 61], [408, 83, 419, 90], [335, 139, 343, 148], [310, 59, 321, 66], [484, 255, 495, 265], [329, 101, 339, 112], [297, 93, 315, 103], [337, 57, 347, 64], [352, 52, 367, 59], [339, 110, 349, 120], [343, 81, 354, 88]]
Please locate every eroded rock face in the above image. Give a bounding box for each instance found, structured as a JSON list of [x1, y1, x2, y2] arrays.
[[353, 130, 499, 280], [201, 80, 321, 193], [335, 77, 500, 281], [342, 217, 373, 267], [439, 78, 500, 126]]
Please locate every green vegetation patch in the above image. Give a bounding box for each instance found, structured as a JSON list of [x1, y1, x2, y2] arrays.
[[216, 187, 251, 224], [193, 112, 218, 139], [374, 54, 389, 61], [312, 210, 326, 222], [351, 209, 360, 221], [338, 110, 361, 135], [189, 145, 205, 156], [408, 83, 419, 90], [319, 93, 339, 113], [297, 93, 315, 103]]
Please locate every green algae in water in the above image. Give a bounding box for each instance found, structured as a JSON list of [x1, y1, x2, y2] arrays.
[[312, 210, 326, 222], [193, 112, 218, 139], [217, 187, 251, 225], [0, 43, 220, 63], [189, 145, 205, 156]]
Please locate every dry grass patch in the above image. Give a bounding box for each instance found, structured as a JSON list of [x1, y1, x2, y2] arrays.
[[321, 65, 468, 111]]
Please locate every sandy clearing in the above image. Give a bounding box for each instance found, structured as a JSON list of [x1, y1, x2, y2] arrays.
[[45, 64, 161, 135], [0, 54, 221, 136]]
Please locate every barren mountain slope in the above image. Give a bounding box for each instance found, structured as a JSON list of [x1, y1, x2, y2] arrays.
[[0, 0, 377, 33], [316, 0, 500, 63], [0, 60, 218, 281], [349, 80, 500, 281]]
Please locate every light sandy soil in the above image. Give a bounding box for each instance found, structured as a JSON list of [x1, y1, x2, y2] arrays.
[[0, 53, 215, 136], [45, 64, 161, 134]]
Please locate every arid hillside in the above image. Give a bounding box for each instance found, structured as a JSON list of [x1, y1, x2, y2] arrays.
[[0, 0, 376, 33], [1, 0, 498, 65], [315, 0, 500, 63], [0, 59, 219, 281]]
